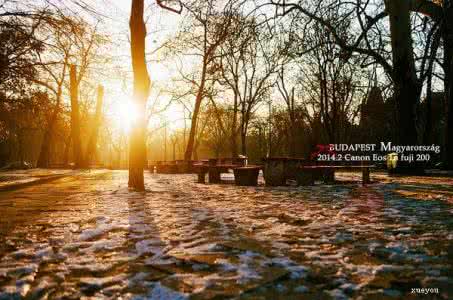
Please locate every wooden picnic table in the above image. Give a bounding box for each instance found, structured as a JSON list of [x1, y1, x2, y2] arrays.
[[262, 157, 374, 186], [262, 157, 310, 186], [194, 157, 262, 185], [233, 166, 261, 186], [155, 161, 177, 174], [298, 165, 374, 185], [153, 160, 192, 174]]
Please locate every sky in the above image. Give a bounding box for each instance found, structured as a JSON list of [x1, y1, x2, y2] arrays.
[[97, 0, 187, 133], [19, 0, 286, 138], [44, 0, 189, 135]]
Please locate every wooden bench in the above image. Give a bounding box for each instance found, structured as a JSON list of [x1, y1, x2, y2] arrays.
[[207, 158, 241, 183], [233, 166, 261, 186], [298, 165, 374, 185], [262, 157, 310, 186], [155, 161, 177, 174], [196, 164, 262, 185], [194, 158, 252, 184], [192, 161, 210, 183], [174, 160, 192, 174], [152, 160, 196, 174]]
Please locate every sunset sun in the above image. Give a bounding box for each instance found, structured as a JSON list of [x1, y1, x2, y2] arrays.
[[112, 98, 139, 133]]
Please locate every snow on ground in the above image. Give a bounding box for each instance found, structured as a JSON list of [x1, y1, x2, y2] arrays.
[[0, 170, 452, 299]]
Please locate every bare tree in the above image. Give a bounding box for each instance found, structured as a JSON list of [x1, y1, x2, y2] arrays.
[[166, 0, 233, 161], [128, 0, 150, 190], [276, 62, 300, 156], [267, 0, 448, 163], [83, 85, 104, 166], [32, 14, 105, 167], [217, 14, 281, 156], [128, 0, 181, 190], [69, 64, 82, 167]]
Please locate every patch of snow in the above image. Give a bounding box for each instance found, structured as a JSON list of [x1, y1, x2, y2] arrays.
[[7, 264, 39, 277], [326, 288, 348, 300], [145, 255, 178, 266], [79, 223, 129, 241], [215, 259, 236, 272], [192, 263, 209, 271], [269, 257, 309, 279], [10, 249, 34, 259], [139, 282, 188, 300], [339, 283, 359, 293], [35, 246, 54, 259], [372, 264, 410, 275], [294, 285, 309, 293], [136, 240, 165, 256]]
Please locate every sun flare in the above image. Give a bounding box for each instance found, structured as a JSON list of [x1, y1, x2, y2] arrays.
[[112, 99, 139, 133]]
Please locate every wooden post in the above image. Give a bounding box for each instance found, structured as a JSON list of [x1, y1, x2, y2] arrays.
[[208, 159, 220, 183], [198, 171, 206, 183], [188, 160, 194, 173], [322, 168, 335, 183], [234, 167, 260, 186], [296, 170, 314, 186], [197, 165, 208, 183]]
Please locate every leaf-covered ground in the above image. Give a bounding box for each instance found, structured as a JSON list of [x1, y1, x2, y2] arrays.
[[0, 170, 452, 299]]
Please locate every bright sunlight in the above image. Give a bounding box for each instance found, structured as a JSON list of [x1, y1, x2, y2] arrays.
[[112, 98, 139, 134]]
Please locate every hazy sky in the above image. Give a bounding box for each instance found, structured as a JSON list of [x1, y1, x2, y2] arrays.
[[71, 0, 188, 133]]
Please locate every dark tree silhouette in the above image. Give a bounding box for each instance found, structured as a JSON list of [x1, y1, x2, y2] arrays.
[[70, 64, 82, 168], [128, 0, 150, 190]]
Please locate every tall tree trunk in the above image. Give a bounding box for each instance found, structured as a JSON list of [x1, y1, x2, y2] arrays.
[[241, 130, 247, 156], [193, 139, 200, 161], [37, 92, 61, 168], [70, 64, 82, 168], [240, 102, 247, 156], [17, 129, 24, 163], [444, 1, 453, 169], [172, 141, 176, 161], [63, 133, 71, 166], [268, 101, 272, 157], [289, 117, 296, 157], [129, 0, 150, 190], [424, 29, 441, 145], [231, 94, 238, 158], [184, 59, 207, 161], [288, 89, 296, 157], [423, 72, 433, 145], [386, 0, 420, 145], [37, 122, 53, 168], [84, 85, 104, 167]]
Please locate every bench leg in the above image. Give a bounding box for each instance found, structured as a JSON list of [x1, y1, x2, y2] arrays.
[[198, 172, 206, 184], [297, 171, 314, 186], [209, 169, 221, 183], [234, 169, 259, 186], [264, 161, 286, 186], [323, 169, 335, 184], [362, 167, 370, 185]]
